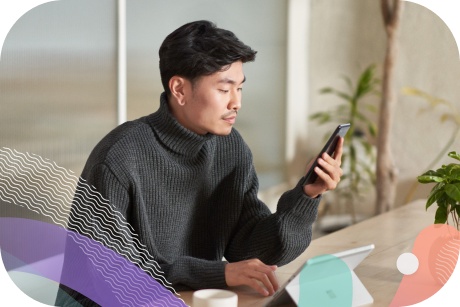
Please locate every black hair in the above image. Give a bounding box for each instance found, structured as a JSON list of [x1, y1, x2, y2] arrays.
[[159, 20, 257, 96]]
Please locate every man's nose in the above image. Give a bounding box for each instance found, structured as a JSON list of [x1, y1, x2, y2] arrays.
[[229, 90, 241, 111]]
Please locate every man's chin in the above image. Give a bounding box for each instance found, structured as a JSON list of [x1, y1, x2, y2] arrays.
[[212, 127, 233, 136]]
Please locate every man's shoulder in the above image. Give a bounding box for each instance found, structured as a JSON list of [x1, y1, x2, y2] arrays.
[[87, 116, 154, 165]]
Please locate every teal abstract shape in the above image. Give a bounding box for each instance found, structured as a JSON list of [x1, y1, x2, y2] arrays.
[[298, 254, 353, 307]]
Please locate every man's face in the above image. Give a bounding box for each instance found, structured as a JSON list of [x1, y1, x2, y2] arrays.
[[180, 61, 245, 136]]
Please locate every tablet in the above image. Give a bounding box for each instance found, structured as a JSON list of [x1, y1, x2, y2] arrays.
[[265, 244, 375, 307], [300, 123, 350, 186]]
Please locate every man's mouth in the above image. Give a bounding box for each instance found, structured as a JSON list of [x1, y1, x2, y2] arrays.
[[222, 111, 238, 124]]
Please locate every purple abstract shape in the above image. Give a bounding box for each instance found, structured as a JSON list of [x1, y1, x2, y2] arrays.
[[0, 217, 186, 306]]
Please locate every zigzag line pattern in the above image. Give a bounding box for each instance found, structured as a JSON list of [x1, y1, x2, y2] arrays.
[[68, 177, 173, 291], [0, 148, 74, 226], [69, 232, 183, 307], [0, 147, 181, 300], [434, 237, 460, 285]]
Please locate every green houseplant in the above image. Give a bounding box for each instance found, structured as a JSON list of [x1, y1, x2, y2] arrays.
[[403, 88, 460, 204], [310, 64, 379, 222], [418, 151, 460, 230]]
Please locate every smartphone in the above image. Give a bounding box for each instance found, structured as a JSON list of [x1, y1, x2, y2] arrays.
[[300, 123, 350, 186]]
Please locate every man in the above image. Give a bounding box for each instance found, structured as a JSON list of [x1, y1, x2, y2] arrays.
[[57, 20, 343, 305]]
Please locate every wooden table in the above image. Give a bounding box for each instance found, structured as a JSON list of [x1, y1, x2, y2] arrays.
[[178, 199, 434, 306]]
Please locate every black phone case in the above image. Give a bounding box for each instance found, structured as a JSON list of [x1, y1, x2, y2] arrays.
[[300, 123, 350, 186]]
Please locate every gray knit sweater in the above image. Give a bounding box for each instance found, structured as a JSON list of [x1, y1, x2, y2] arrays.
[[68, 93, 320, 294]]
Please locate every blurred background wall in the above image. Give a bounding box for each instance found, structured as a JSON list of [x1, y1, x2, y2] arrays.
[[1, 0, 460, 220], [0, 0, 117, 222]]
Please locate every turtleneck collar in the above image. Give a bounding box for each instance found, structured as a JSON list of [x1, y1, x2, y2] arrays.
[[147, 92, 216, 156]]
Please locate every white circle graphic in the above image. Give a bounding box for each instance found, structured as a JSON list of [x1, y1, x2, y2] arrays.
[[397, 252, 419, 275]]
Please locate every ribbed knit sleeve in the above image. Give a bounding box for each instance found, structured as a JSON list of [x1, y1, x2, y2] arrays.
[[224, 160, 320, 266]]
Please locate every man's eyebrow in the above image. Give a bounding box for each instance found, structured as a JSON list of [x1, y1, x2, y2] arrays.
[[218, 76, 246, 85]]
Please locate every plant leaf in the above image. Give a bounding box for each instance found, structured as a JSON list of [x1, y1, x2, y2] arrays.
[[319, 87, 334, 94], [445, 183, 460, 202], [448, 151, 460, 161], [435, 166, 448, 177], [319, 87, 352, 101], [367, 122, 377, 137], [434, 206, 448, 224], [309, 112, 331, 125], [450, 168, 460, 182], [355, 65, 376, 99], [436, 193, 448, 208], [419, 169, 441, 177], [417, 175, 444, 184], [426, 189, 444, 210], [402, 87, 449, 108]]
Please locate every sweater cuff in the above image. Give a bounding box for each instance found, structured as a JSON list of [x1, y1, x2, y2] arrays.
[[166, 258, 228, 290], [205, 260, 228, 289], [276, 183, 321, 219], [192, 259, 227, 289]]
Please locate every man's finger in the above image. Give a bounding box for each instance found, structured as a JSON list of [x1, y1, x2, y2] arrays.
[[317, 158, 342, 182], [314, 166, 337, 190], [254, 271, 275, 295], [248, 278, 270, 296], [333, 137, 344, 162], [267, 269, 279, 292]]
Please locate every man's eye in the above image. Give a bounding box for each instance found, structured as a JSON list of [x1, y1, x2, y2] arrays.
[[237, 88, 243, 92], [219, 89, 229, 93]]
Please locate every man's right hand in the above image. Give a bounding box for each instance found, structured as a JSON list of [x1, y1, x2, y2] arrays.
[[224, 259, 279, 296]]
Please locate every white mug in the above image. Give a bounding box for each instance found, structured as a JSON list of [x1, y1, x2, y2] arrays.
[[192, 289, 238, 307]]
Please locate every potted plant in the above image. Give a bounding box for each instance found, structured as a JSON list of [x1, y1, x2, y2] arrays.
[[310, 64, 379, 224], [402, 88, 460, 204], [417, 151, 460, 230]]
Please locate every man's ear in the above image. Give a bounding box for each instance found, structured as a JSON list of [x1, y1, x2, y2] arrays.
[[169, 76, 188, 106]]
